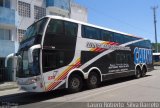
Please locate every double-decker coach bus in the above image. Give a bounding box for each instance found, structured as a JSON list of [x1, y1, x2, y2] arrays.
[[13, 15, 153, 92]]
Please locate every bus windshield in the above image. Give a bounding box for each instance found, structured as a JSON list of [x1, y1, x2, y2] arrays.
[[22, 18, 48, 42], [16, 50, 40, 78]]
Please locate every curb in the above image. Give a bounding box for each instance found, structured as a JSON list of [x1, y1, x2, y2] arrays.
[[0, 82, 18, 91]]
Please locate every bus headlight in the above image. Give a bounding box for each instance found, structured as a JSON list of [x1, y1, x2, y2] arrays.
[[25, 76, 41, 85]]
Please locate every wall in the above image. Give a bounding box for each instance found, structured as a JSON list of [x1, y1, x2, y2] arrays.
[[17, 0, 46, 30], [0, 40, 16, 57], [70, 3, 87, 22]]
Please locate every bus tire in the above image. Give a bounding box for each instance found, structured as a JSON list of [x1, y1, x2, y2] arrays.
[[141, 67, 147, 77], [87, 72, 100, 89], [68, 74, 83, 93], [135, 67, 141, 79]]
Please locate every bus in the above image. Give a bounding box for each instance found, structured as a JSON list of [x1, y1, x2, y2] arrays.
[[11, 15, 153, 92], [153, 53, 160, 65]]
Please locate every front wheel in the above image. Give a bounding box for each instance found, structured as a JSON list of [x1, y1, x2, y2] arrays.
[[68, 74, 83, 93], [87, 72, 100, 89]]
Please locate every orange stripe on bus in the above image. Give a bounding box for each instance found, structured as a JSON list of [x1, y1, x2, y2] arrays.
[[46, 59, 80, 91], [47, 62, 81, 91], [47, 61, 81, 91]]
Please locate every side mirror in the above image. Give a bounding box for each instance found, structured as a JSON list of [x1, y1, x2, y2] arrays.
[[5, 53, 14, 67], [28, 44, 41, 63]]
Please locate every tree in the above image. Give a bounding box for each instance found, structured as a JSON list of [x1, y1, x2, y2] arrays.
[[152, 43, 160, 53]]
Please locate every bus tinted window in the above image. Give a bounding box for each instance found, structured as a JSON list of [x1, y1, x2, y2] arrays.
[[123, 35, 131, 43], [46, 19, 64, 35], [146, 40, 151, 48], [64, 21, 78, 37], [101, 30, 112, 41], [82, 25, 101, 40], [114, 33, 123, 43], [42, 50, 74, 72], [116, 53, 131, 64], [43, 50, 65, 72]]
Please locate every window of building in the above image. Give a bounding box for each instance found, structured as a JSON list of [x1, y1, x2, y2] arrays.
[[82, 25, 101, 40], [46, 0, 70, 10], [64, 21, 78, 37], [0, 29, 11, 40], [0, 0, 3, 7], [18, 29, 26, 42], [0, 0, 10, 8], [18, 1, 31, 17], [46, 0, 54, 7], [34, 6, 46, 20]]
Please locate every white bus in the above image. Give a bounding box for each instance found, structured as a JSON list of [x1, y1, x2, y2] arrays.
[[9, 15, 153, 92], [153, 53, 160, 65]]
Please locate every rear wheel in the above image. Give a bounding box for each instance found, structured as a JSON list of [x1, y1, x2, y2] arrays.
[[135, 67, 141, 79], [87, 72, 100, 89], [141, 67, 147, 77], [68, 74, 83, 93]]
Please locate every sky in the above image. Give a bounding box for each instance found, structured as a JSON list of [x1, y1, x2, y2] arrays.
[[75, 0, 160, 43]]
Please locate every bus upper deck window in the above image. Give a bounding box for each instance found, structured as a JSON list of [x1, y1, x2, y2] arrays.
[[46, 20, 64, 35], [64, 21, 78, 37]]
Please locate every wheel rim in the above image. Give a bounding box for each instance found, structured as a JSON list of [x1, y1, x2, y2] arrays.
[[90, 75, 98, 85], [70, 77, 80, 89]]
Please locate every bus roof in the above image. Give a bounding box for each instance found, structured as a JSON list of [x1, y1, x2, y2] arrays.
[[153, 53, 160, 56], [44, 15, 144, 39]]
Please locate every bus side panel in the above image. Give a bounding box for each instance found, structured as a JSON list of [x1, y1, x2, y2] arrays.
[[81, 49, 135, 81]]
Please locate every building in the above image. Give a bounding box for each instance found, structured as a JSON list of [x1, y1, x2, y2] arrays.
[[0, 0, 18, 82], [46, 0, 70, 17], [71, 3, 87, 22], [0, 0, 87, 82]]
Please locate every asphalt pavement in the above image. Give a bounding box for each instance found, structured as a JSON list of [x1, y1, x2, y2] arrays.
[[0, 66, 160, 108]]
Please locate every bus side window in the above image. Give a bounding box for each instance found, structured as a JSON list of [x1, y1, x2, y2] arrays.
[[46, 19, 64, 35], [116, 53, 131, 64], [101, 30, 112, 41], [114, 33, 124, 44], [82, 25, 101, 40], [64, 21, 78, 37], [42, 51, 65, 72], [116, 54, 121, 64]]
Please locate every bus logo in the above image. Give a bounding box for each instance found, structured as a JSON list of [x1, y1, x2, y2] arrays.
[[134, 47, 152, 64]]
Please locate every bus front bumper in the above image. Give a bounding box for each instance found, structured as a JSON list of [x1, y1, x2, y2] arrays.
[[18, 82, 44, 92]]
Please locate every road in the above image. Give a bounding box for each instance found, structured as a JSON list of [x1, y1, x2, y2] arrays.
[[0, 66, 160, 108]]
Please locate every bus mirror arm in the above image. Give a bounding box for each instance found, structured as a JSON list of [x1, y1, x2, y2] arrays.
[[28, 44, 41, 63], [5, 53, 15, 67]]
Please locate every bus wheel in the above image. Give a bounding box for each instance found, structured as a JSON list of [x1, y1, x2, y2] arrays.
[[87, 72, 100, 89], [68, 74, 83, 93], [135, 67, 141, 79], [141, 67, 147, 77]]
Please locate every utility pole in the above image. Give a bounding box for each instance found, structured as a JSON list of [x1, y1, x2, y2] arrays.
[[69, 0, 72, 18], [151, 6, 158, 52]]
